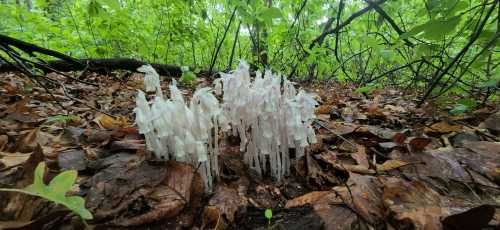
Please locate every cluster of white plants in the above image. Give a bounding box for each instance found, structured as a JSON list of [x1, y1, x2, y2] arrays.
[[215, 61, 317, 180], [134, 61, 317, 190], [135, 65, 228, 190]]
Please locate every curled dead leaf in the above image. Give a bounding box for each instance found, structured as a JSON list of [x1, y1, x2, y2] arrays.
[[376, 160, 409, 172], [314, 105, 330, 115], [381, 177, 449, 229], [285, 191, 341, 209], [409, 137, 431, 152], [93, 113, 129, 130], [425, 121, 462, 134], [206, 185, 248, 223], [0, 152, 32, 170], [391, 132, 407, 144]]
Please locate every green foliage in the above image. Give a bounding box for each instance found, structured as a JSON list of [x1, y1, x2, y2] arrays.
[[45, 114, 80, 124], [401, 16, 461, 41], [41, 115, 80, 128], [0, 162, 93, 220], [450, 103, 469, 114], [264, 208, 273, 219], [0, 0, 498, 104], [180, 66, 197, 85], [355, 84, 379, 94], [264, 208, 272, 229], [450, 98, 477, 114]]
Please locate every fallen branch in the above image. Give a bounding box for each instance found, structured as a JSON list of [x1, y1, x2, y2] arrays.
[[0, 34, 212, 77], [0, 58, 189, 77], [0, 34, 83, 67]]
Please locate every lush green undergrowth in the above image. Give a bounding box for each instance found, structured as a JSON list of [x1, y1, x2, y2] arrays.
[[0, 0, 498, 103]]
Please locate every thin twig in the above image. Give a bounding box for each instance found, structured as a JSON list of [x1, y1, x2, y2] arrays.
[[313, 119, 357, 147]]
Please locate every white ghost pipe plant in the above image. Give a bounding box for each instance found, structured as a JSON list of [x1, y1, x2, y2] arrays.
[[215, 61, 318, 180], [137, 64, 162, 97], [134, 61, 318, 191], [134, 66, 225, 191]]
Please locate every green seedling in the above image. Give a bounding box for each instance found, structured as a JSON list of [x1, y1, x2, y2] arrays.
[[0, 162, 93, 220], [265, 208, 273, 229]]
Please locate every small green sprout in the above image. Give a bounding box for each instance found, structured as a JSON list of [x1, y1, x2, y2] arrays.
[[265, 208, 273, 229], [180, 66, 196, 85]]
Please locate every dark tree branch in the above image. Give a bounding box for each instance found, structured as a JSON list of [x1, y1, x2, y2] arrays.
[[334, 0, 345, 62], [288, 0, 386, 78], [209, 6, 237, 74], [0, 34, 84, 68], [419, 0, 499, 106], [291, 0, 308, 29], [363, 0, 413, 47], [364, 59, 423, 84], [0, 58, 189, 77], [309, 0, 387, 49], [228, 21, 241, 70]]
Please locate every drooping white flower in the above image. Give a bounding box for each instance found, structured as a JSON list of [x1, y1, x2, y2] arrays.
[[134, 60, 318, 191], [134, 71, 223, 192], [137, 64, 162, 97], [216, 60, 318, 180]]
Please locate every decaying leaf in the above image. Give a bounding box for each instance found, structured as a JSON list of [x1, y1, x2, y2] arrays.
[[116, 162, 205, 227], [351, 145, 369, 169], [442, 205, 495, 230], [391, 132, 407, 144], [285, 190, 363, 229], [425, 121, 462, 134], [409, 137, 432, 152], [381, 177, 449, 229], [484, 112, 500, 134], [93, 113, 129, 130], [376, 160, 410, 172], [315, 105, 331, 115], [285, 191, 337, 208], [205, 184, 248, 223], [335, 173, 385, 226], [0, 152, 31, 170]]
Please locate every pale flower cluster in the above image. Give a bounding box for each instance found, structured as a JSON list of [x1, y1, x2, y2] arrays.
[[134, 61, 317, 190], [135, 65, 227, 190], [215, 61, 317, 180]]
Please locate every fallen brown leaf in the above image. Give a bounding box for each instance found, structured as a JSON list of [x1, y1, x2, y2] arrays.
[[93, 113, 129, 130], [205, 184, 248, 223], [381, 177, 449, 229], [425, 121, 462, 134], [409, 137, 432, 152], [314, 105, 330, 115], [376, 160, 409, 172]]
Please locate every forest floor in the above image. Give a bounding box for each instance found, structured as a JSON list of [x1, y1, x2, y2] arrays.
[[0, 71, 499, 230]]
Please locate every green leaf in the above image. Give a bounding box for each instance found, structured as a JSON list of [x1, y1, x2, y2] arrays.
[[45, 115, 80, 124], [450, 104, 468, 114], [456, 98, 476, 108], [400, 16, 461, 41], [48, 170, 77, 196], [423, 16, 461, 40], [355, 85, 376, 94], [0, 162, 93, 220], [399, 24, 426, 40], [101, 0, 120, 10], [259, 7, 281, 24], [181, 71, 197, 85], [32, 161, 46, 188], [261, 7, 281, 19], [479, 79, 498, 88], [87, 0, 103, 16], [265, 208, 273, 219]]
